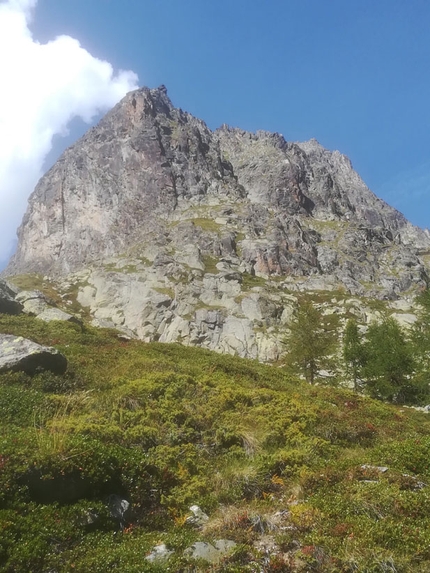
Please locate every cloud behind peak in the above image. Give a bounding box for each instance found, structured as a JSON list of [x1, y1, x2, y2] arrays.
[[0, 0, 139, 264]]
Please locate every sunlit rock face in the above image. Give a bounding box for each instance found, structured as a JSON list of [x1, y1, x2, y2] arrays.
[[5, 86, 430, 359]]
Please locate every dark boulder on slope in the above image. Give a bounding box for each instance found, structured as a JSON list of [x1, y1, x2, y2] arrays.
[[0, 334, 67, 374]]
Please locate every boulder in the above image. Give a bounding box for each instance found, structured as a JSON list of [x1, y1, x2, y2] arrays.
[[361, 465, 389, 473], [391, 312, 417, 327], [108, 494, 130, 530], [241, 295, 263, 321], [218, 317, 257, 358], [185, 504, 209, 528], [0, 334, 67, 374]]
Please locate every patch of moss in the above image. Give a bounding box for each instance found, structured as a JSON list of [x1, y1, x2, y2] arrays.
[[117, 264, 139, 274], [300, 289, 347, 305], [102, 262, 119, 271], [202, 255, 220, 274], [8, 274, 63, 306], [60, 281, 92, 321], [103, 261, 142, 274], [191, 217, 222, 232], [307, 219, 348, 231], [360, 295, 389, 314], [241, 273, 267, 290], [194, 301, 224, 312], [154, 287, 175, 299]]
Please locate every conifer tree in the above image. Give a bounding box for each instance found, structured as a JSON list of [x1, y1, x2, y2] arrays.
[[362, 318, 415, 403], [285, 298, 338, 384], [411, 288, 430, 372], [343, 318, 365, 392]]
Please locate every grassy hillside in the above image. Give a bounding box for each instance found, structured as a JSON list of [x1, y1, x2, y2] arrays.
[[1, 314, 430, 571]]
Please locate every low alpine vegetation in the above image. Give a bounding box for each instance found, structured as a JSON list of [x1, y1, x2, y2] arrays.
[[1, 312, 430, 571]]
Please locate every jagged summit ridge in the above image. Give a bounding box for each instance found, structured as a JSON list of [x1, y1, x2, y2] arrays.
[[7, 85, 429, 282]]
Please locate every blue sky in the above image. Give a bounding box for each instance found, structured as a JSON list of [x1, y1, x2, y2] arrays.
[[1, 0, 430, 267]]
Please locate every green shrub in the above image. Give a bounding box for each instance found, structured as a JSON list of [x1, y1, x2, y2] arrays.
[[0, 385, 45, 426]]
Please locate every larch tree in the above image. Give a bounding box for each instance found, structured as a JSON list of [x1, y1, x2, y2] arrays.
[[411, 288, 430, 372], [285, 298, 339, 384], [362, 317, 415, 403], [343, 318, 365, 392]]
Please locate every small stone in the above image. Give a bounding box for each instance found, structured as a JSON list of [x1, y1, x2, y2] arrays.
[[146, 544, 174, 563], [184, 540, 236, 564], [361, 465, 389, 473], [185, 504, 209, 527], [108, 495, 130, 529]]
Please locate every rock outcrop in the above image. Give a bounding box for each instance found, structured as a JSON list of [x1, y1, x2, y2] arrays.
[[1, 284, 81, 326], [15, 290, 50, 316], [5, 86, 430, 360]]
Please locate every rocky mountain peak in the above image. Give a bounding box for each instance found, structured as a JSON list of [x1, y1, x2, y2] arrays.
[[4, 85, 430, 360]]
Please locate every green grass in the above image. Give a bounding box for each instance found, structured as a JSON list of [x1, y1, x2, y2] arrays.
[[1, 312, 430, 570], [154, 287, 175, 299], [8, 274, 63, 306], [190, 217, 222, 232], [103, 262, 140, 274], [202, 255, 220, 274], [241, 273, 267, 290]]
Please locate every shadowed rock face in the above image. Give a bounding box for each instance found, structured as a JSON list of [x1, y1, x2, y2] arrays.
[[4, 86, 430, 360]]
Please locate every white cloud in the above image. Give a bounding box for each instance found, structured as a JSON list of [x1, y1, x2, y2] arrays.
[[0, 0, 139, 263]]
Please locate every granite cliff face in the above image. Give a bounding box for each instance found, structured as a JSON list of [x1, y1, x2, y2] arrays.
[[6, 86, 430, 360]]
